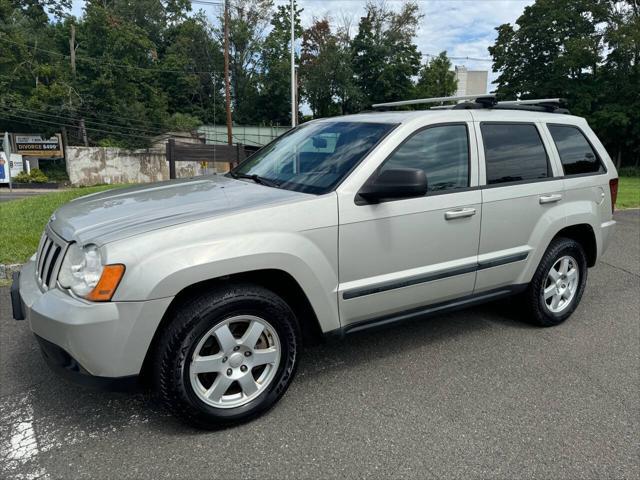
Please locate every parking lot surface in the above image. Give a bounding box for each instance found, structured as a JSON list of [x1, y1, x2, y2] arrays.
[[1, 210, 638, 479]]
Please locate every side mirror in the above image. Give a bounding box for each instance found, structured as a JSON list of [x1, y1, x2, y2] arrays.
[[358, 168, 428, 203]]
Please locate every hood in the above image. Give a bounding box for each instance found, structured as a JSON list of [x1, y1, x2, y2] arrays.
[[50, 175, 309, 245]]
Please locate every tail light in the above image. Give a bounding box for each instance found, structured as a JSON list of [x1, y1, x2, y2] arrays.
[[609, 178, 618, 213]]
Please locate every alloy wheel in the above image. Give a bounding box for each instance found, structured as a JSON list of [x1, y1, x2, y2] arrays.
[[189, 315, 281, 409], [543, 255, 579, 314]]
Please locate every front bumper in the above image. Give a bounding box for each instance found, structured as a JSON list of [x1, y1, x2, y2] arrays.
[[14, 259, 174, 378]]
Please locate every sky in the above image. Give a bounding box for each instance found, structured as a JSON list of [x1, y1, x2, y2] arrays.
[[70, 0, 536, 92]]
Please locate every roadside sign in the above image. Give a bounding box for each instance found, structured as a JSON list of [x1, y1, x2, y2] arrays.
[[0, 152, 8, 183], [12, 133, 64, 157], [0, 152, 26, 183]]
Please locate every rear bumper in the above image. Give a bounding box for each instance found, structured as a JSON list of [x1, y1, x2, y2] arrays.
[[599, 219, 616, 258], [16, 259, 174, 378]]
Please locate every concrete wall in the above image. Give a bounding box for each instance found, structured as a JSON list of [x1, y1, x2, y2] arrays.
[[66, 147, 207, 186]]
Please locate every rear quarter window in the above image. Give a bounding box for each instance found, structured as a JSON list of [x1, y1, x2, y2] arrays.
[[547, 125, 605, 176], [481, 123, 551, 185]]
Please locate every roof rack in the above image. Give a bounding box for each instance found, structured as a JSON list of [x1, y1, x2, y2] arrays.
[[371, 94, 495, 109], [371, 95, 569, 114]]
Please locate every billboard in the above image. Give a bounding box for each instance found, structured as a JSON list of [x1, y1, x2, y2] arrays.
[[13, 133, 64, 157]]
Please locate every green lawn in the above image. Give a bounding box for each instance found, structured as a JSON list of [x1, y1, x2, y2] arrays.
[[0, 185, 122, 265], [0, 176, 638, 267], [617, 176, 640, 210]]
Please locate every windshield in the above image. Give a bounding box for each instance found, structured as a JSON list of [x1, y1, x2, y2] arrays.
[[231, 121, 397, 194]]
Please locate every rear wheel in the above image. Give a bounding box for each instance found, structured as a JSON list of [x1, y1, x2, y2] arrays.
[[155, 284, 300, 429], [523, 237, 588, 327]]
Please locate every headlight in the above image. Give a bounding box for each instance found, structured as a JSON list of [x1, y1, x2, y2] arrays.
[[58, 244, 125, 301]]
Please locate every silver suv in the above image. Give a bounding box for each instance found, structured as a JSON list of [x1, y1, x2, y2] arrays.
[[11, 97, 618, 428]]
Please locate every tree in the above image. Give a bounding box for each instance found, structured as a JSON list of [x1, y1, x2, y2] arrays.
[[300, 18, 351, 118], [415, 51, 457, 99], [351, 1, 422, 107], [218, 0, 274, 124], [489, 0, 639, 167], [258, 0, 302, 124]]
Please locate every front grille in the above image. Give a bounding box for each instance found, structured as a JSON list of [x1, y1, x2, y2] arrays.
[[35, 229, 67, 290]]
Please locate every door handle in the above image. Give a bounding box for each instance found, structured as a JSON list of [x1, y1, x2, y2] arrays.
[[445, 208, 476, 220], [539, 194, 562, 204]]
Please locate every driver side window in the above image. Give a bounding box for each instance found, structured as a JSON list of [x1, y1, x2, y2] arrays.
[[380, 124, 470, 193]]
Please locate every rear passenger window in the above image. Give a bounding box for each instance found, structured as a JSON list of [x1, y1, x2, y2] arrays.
[[381, 124, 469, 193], [548, 125, 604, 175], [481, 123, 550, 185]]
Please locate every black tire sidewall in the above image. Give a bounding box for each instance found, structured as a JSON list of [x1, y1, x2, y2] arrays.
[[157, 285, 300, 428], [531, 238, 588, 326]]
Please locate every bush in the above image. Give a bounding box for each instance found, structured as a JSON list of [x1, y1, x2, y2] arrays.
[[11, 169, 49, 184], [29, 168, 49, 183], [618, 166, 640, 177], [12, 171, 31, 183]]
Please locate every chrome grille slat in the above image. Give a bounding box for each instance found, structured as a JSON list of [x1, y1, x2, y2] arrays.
[[37, 237, 51, 279], [34, 228, 68, 291]]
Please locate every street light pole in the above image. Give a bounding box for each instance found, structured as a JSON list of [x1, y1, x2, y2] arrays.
[[290, 0, 296, 127]]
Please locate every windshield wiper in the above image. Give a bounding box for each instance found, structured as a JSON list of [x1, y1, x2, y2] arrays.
[[230, 172, 280, 188]]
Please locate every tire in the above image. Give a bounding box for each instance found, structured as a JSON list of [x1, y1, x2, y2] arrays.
[[523, 237, 588, 327], [154, 283, 300, 429]]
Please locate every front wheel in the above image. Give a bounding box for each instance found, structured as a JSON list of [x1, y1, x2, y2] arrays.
[[523, 237, 588, 327], [155, 284, 300, 429]]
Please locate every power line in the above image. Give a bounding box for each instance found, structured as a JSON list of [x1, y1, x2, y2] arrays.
[[1, 109, 156, 140], [0, 37, 221, 75], [2, 104, 169, 136]]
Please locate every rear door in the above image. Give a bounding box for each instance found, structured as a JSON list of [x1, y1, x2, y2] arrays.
[[473, 120, 565, 293]]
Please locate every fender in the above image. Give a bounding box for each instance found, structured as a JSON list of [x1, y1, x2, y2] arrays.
[[106, 211, 340, 333]]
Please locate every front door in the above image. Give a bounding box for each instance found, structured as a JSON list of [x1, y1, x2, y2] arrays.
[[337, 121, 482, 327]]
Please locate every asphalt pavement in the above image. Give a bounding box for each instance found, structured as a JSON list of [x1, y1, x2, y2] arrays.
[[0, 189, 61, 203], [1, 210, 638, 479]]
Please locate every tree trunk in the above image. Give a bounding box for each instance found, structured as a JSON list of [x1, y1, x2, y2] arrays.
[[616, 149, 622, 169]]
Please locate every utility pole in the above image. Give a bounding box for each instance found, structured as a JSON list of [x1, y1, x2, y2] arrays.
[[290, 0, 296, 127], [69, 24, 76, 79], [224, 0, 233, 146], [70, 23, 88, 146]]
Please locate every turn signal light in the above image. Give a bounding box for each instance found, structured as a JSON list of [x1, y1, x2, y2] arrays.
[[86, 264, 126, 302]]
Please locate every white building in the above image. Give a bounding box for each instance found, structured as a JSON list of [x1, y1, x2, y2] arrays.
[[454, 66, 488, 96]]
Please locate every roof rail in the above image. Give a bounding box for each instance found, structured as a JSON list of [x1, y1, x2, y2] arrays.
[[371, 94, 496, 109], [370, 95, 569, 114]]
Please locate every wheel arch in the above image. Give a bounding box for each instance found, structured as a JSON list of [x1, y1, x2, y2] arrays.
[[552, 223, 597, 267], [139, 269, 324, 384]]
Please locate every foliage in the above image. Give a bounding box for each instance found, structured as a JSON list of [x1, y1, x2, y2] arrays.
[[38, 159, 69, 182], [12, 171, 32, 183], [489, 0, 639, 167], [0, 184, 124, 264], [166, 112, 202, 131], [351, 1, 423, 108], [415, 52, 457, 99], [258, 0, 303, 124], [10, 167, 49, 183]]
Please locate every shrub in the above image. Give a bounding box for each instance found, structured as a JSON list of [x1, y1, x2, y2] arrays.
[[12, 171, 31, 183], [29, 168, 49, 183], [618, 166, 640, 177], [11, 169, 49, 183]]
